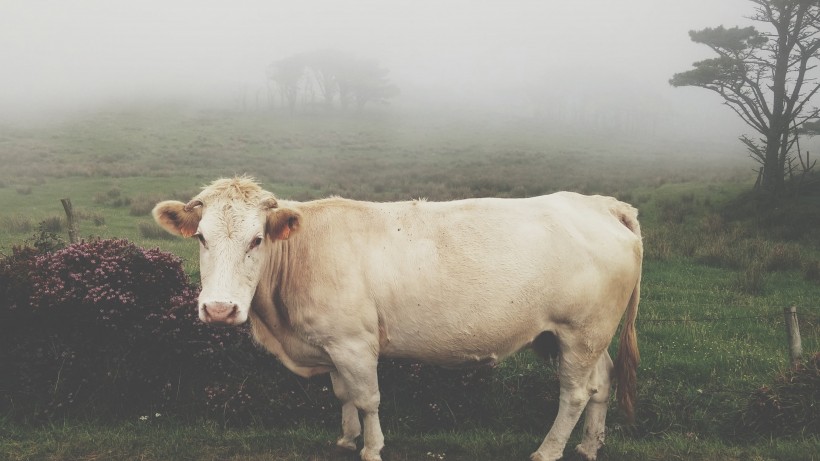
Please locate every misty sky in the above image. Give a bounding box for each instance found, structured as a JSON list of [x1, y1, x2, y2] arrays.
[[0, 0, 757, 142]]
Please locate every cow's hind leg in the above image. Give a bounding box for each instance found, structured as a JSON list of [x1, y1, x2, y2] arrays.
[[330, 370, 361, 451], [530, 336, 607, 461], [327, 343, 384, 461], [575, 351, 614, 461]]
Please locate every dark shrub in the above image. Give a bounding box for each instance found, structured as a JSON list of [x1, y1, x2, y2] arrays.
[[38, 216, 64, 233], [0, 239, 248, 421], [0, 214, 34, 234], [763, 242, 803, 272], [0, 230, 64, 312], [129, 195, 160, 216], [742, 352, 820, 436], [803, 259, 820, 284], [138, 221, 176, 240], [0, 246, 42, 312], [0, 239, 347, 427]]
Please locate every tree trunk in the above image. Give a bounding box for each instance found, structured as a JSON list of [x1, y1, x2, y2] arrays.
[[760, 3, 793, 197], [762, 133, 784, 195]]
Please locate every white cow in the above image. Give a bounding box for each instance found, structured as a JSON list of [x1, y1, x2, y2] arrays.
[[153, 177, 642, 461]]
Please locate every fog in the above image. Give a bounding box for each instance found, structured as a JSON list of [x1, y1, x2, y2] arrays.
[[0, 0, 756, 150]]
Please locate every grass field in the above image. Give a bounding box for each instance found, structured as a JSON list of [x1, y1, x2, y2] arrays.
[[0, 106, 818, 460], [1, 420, 818, 461]]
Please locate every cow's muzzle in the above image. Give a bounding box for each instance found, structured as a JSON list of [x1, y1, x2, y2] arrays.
[[202, 301, 239, 324]]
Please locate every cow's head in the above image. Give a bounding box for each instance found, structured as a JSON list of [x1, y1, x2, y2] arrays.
[[152, 177, 300, 325]]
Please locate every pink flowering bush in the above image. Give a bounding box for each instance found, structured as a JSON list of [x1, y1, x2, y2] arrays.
[[30, 239, 188, 313], [0, 239, 251, 421]]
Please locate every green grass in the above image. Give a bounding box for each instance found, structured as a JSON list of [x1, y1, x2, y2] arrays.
[[0, 175, 207, 272], [0, 106, 818, 460], [1, 419, 817, 461], [628, 259, 820, 438]]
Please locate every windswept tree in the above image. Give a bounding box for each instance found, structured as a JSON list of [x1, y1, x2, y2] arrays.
[[670, 0, 820, 196]]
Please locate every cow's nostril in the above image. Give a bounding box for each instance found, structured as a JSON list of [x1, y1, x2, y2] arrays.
[[203, 302, 238, 323]]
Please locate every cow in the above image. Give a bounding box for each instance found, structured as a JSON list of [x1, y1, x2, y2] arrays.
[[152, 176, 642, 461]]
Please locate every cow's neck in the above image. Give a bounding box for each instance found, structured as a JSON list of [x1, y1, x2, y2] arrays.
[[255, 239, 292, 322], [248, 238, 331, 378]]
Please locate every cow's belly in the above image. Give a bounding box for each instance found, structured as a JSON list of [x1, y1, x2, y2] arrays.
[[380, 325, 538, 367], [377, 290, 556, 367]]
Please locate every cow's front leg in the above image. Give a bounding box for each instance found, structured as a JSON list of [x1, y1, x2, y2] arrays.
[[330, 370, 361, 451], [327, 342, 384, 461]]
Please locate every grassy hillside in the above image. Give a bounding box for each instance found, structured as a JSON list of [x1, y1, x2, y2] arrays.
[[0, 106, 818, 460], [0, 107, 752, 268]]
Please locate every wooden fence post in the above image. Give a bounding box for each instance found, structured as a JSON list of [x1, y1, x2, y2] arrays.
[[783, 305, 803, 368], [60, 198, 79, 244]]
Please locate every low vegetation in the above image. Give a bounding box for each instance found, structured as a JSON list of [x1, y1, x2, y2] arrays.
[[0, 215, 33, 234], [2, 420, 818, 461], [742, 352, 820, 437], [0, 107, 818, 460]]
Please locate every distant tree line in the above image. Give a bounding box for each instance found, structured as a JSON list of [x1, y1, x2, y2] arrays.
[[266, 50, 399, 114]]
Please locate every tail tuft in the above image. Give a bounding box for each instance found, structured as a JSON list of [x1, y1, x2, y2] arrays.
[[614, 275, 640, 423]]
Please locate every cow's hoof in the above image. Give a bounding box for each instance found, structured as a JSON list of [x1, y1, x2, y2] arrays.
[[335, 437, 357, 452], [360, 447, 382, 461], [575, 443, 598, 461]]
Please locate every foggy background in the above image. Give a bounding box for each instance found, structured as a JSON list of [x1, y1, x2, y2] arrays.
[[0, 0, 755, 151]]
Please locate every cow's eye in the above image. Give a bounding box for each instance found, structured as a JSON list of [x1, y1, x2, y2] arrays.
[[249, 236, 263, 251], [194, 233, 207, 248]]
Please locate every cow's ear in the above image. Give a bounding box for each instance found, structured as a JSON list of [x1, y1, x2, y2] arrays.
[[152, 200, 202, 238], [267, 208, 301, 240]]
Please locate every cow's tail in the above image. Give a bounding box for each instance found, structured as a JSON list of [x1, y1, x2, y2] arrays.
[[613, 201, 641, 424], [614, 271, 640, 423]]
